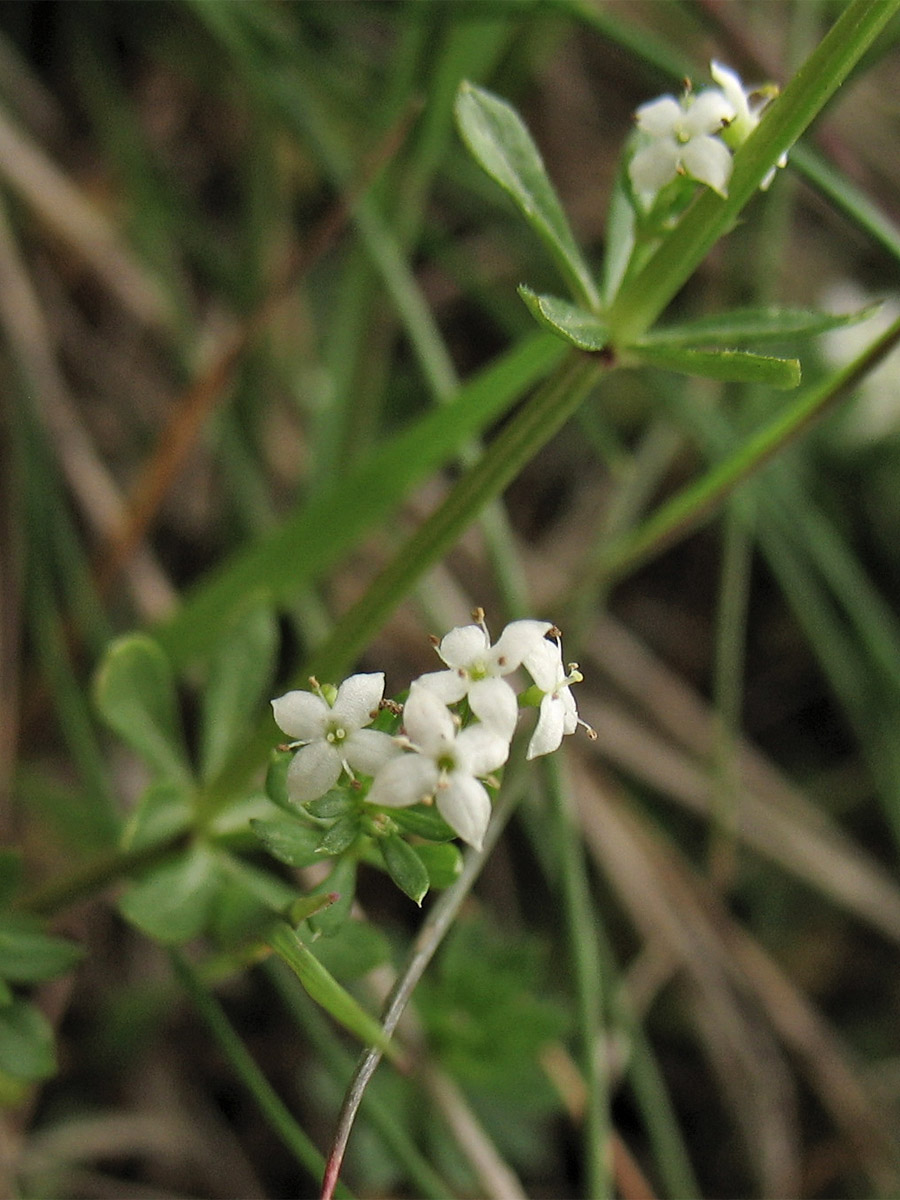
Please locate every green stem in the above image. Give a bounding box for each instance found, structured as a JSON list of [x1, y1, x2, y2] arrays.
[[607, 0, 900, 344]]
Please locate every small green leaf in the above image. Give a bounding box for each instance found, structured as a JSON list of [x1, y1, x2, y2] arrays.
[[414, 842, 464, 889], [387, 804, 457, 842], [378, 835, 430, 906], [318, 813, 361, 857], [0, 998, 56, 1081], [267, 922, 399, 1060], [251, 815, 322, 868], [630, 344, 801, 389], [308, 855, 356, 938], [455, 81, 600, 311], [307, 790, 354, 820], [121, 780, 192, 852], [0, 915, 83, 984], [118, 845, 220, 944], [637, 304, 881, 347], [518, 286, 610, 352], [93, 635, 190, 783], [200, 603, 278, 784], [265, 749, 294, 810]]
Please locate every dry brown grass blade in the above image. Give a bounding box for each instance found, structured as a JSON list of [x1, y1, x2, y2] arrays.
[[0, 195, 175, 622], [580, 617, 900, 946], [573, 761, 802, 1197], [574, 762, 900, 1195], [0, 104, 168, 329]]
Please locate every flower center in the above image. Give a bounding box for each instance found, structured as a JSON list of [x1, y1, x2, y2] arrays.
[[326, 723, 347, 746]]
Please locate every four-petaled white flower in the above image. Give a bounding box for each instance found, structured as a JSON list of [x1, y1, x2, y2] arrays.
[[272, 673, 398, 805], [711, 61, 786, 188], [366, 683, 510, 851], [523, 637, 592, 760], [629, 86, 735, 204], [418, 617, 552, 740]]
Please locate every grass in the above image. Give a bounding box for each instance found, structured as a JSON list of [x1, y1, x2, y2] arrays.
[[3, 2, 900, 1198]]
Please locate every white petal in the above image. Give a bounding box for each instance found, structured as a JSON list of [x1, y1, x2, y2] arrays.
[[683, 88, 734, 134], [681, 135, 733, 195], [526, 694, 566, 760], [332, 672, 384, 729], [710, 62, 748, 119], [635, 95, 681, 136], [403, 683, 456, 752], [366, 753, 438, 809], [629, 139, 680, 196], [436, 775, 491, 850], [559, 687, 580, 736], [415, 669, 469, 704], [344, 728, 400, 775], [489, 619, 552, 673], [437, 624, 488, 669], [523, 637, 564, 692], [286, 741, 341, 803], [271, 690, 328, 740], [468, 677, 518, 741], [455, 724, 510, 777]]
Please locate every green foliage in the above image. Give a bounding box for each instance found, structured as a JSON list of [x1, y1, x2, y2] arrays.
[[118, 845, 221, 944], [93, 635, 191, 785], [417, 917, 570, 1103], [454, 81, 601, 312], [200, 602, 278, 783]]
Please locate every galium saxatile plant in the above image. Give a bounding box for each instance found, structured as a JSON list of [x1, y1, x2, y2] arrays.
[[271, 610, 594, 862]]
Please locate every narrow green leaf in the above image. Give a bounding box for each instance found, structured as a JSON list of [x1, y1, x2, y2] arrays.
[[318, 814, 362, 857], [518, 286, 610, 352], [200, 603, 278, 784], [157, 333, 565, 669], [637, 304, 880, 347], [267, 922, 399, 1060], [93, 635, 191, 783], [378, 835, 430, 906], [630, 345, 801, 389], [455, 80, 600, 311], [0, 998, 56, 1081], [118, 845, 220, 944], [0, 914, 83, 983], [251, 815, 323, 869]]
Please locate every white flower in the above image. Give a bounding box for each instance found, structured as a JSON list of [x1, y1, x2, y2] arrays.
[[272, 673, 399, 805], [366, 684, 510, 851], [629, 87, 735, 204], [417, 617, 552, 740], [523, 637, 592, 760], [710, 61, 786, 188]]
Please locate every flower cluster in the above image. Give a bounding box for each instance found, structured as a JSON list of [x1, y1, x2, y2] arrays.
[[628, 61, 784, 209], [271, 613, 593, 852]]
